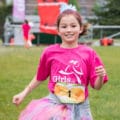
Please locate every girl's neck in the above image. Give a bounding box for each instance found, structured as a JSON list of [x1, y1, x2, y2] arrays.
[[60, 42, 78, 49]]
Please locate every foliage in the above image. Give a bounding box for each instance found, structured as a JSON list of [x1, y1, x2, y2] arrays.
[[91, 0, 120, 25], [0, 45, 120, 120], [0, 5, 12, 38], [69, 0, 80, 10]]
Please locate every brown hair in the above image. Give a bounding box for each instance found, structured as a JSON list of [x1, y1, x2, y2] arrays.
[[24, 19, 28, 24], [56, 9, 88, 37]]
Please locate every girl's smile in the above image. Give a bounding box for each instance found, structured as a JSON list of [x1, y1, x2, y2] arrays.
[[58, 15, 82, 48]]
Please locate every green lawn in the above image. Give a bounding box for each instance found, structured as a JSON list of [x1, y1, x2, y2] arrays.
[[0, 45, 120, 120]]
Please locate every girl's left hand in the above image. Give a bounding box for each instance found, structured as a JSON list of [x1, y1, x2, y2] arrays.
[[95, 66, 106, 77]]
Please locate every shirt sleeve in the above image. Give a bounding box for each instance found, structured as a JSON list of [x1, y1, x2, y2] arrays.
[[89, 50, 108, 88], [36, 49, 50, 81]]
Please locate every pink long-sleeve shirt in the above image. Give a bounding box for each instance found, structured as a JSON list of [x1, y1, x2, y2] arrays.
[[36, 44, 108, 98]]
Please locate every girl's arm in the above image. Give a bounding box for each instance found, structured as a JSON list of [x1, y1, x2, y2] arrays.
[[12, 75, 42, 106], [94, 66, 106, 90]]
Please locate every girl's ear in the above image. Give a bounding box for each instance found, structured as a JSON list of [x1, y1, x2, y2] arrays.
[[79, 23, 88, 35], [57, 29, 61, 36], [79, 26, 83, 34]]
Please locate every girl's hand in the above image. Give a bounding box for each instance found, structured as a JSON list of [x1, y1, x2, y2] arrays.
[[95, 65, 106, 78], [12, 92, 25, 106], [94, 66, 106, 90]]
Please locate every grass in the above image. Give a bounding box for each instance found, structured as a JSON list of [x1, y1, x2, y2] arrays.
[[0, 45, 120, 120], [90, 46, 120, 120]]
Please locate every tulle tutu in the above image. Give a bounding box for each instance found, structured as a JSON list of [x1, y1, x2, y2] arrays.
[[19, 93, 93, 120]]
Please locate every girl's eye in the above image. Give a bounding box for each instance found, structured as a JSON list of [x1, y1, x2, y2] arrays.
[[61, 26, 67, 28], [71, 25, 76, 27]]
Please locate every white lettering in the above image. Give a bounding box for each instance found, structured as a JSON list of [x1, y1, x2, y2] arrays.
[[52, 76, 72, 83]]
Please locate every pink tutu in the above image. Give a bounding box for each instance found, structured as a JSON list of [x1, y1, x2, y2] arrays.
[[19, 93, 93, 120]]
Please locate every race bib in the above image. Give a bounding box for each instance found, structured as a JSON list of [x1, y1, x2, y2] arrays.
[[54, 82, 85, 104]]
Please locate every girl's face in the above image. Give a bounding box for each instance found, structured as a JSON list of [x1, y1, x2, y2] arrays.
[[58, 15, 82, 45]]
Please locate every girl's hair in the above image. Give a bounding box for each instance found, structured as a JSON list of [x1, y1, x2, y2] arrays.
[[24, 19, 28, 24], [56, 9, 88, 36]]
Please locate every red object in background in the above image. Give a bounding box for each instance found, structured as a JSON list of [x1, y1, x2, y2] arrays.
[[38, 5, 60, 34], [37, 0, 68, 35], [100, 37, 114, 46], [38, 0, 68, 3], [9, 37, 14, 46]]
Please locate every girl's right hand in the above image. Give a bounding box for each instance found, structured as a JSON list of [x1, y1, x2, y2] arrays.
[[12, 92, 25, 106]]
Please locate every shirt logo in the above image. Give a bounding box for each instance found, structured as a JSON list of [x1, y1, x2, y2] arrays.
[[53, 60, 83, 84]]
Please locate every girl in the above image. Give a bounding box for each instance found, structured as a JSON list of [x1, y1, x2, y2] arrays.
[[13, 9, 108, 120], [22, 19, 31, 48]]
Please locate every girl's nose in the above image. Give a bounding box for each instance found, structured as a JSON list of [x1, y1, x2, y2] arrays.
[[66, 26, 72, 31]]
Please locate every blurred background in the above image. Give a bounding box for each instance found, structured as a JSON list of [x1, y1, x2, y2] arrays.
[[0, 0, 120, 46], [0, 1, 120, 120]]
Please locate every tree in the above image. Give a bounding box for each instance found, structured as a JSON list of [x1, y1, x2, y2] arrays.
[[69, 0, 80, 10], [92, 0, 120, 25], [0, 4, 12, 39]]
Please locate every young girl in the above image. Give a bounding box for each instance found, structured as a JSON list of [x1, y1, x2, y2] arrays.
[[22, 19, 31, 48], [13, 9, 108, 120]]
